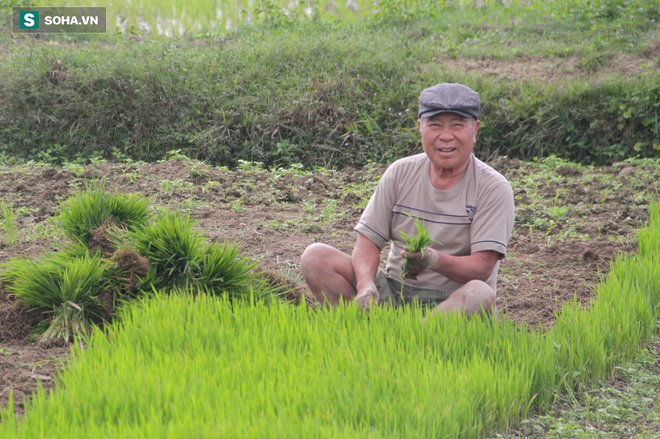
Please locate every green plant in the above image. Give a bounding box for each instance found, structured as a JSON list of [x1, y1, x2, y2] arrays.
[[400, 216, 432, 252], [0, 198, 659, 436], [228, 198, 245, 213], [2, 9, 658, 168], [128, 211, 204, 289], [400, 215, 434, 281], [1, 254, 116, 344], [197, 241, 265, 299], [57, 185, 151, 250], [0, 202, 18, 245], [188, 161, 209, 180]]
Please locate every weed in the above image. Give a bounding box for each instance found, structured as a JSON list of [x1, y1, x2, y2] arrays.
[[228, 199, 245, 213], [1, 6, 657, 168], [0, 202, 18, 246], [188, 161, 209, 180], [159, 179, 194, 193]]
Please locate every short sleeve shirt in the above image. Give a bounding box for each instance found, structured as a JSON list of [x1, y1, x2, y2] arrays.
[[354, 153, 514, 294]]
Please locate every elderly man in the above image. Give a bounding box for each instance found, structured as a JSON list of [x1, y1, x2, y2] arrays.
[[300, 83, 514, 316]]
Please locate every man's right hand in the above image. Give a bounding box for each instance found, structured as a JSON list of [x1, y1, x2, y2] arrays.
[[354, 282, 379, 311]]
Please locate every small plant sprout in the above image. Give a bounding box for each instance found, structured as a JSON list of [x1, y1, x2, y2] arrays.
[[400, 216, 431, 253], [399, 215, 435, 281]]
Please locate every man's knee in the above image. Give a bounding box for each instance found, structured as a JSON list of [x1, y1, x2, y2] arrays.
[[464, 279, 495, 299], [300, 243, 333, 273], [462, 280, 496, 312], [435, 280, 496, 316]]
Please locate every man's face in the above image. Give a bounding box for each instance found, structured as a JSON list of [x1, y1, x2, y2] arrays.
[[418, 113, 480, 173]]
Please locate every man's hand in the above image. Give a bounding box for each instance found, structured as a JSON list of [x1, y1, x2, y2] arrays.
[[354, 282, 379, 311], [401, 248, 440, 280]]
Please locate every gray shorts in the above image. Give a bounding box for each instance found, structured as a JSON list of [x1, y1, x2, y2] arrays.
[[373, 269, 452, 308]]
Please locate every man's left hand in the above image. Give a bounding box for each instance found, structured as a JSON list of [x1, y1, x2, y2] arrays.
[[401, 248, 440, 279]]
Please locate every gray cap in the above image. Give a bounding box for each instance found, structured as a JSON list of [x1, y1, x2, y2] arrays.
[[418, 83, 480, 120]]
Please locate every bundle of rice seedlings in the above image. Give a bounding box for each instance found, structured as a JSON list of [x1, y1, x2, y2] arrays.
[[57, 185, 150, 253], [128, 211, 204, 289], [2, 254, 116, 344], [197, 241, 278, 301], [400, 215, 433, 280]]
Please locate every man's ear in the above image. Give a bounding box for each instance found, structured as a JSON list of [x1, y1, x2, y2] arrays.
[[473, 119, 481, 141]]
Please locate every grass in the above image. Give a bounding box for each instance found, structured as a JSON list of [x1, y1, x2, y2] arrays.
[[0, 202, 18, 246], [494, 334, 660, 438], [0, 2, 657, 168]]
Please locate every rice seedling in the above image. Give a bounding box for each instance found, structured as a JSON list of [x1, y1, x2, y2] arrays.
[[399, 215, 432, 252], [7, 201, 656, 437], [197, 241, 263, 299], [0, 294, 555, 437], [57, 185, 151, 252], [1, 254, 116, 344], [2, 186, 278, 342], [0, 202, 18, 246], [0, 195, 657, 438], [127, 210, 204, 290], [400, 215, 434, 280]]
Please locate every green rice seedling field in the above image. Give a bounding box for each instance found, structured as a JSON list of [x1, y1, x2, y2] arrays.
[[0, 202, 657, 437]]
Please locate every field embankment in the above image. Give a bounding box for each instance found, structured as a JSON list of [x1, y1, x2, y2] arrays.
[[0, 1, 659, 168]]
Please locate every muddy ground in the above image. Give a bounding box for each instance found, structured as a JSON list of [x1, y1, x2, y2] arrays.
[[0, 155, 657, 424]]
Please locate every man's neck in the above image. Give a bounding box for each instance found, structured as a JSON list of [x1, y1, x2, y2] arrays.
[[428, 158, 471, 190]]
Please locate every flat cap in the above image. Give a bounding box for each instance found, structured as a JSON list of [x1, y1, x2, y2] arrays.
[[418, 83, 480, 120]]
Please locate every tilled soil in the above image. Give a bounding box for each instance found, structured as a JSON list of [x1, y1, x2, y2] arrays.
[[0, 156, 657, 417]]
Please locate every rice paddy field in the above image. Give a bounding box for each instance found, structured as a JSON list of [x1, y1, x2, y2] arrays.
[[0, 0, 659, 437], [0, 200, 657, 437]]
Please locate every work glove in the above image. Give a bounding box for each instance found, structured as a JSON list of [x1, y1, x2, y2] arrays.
[[354, 282, 379, 312], [401, 248, 440, 280]]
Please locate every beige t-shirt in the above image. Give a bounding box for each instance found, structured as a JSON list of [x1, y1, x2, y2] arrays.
[[355, 153, 514, 294]]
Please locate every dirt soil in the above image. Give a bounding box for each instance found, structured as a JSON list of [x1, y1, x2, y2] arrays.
[[0, 156, 658, 419]]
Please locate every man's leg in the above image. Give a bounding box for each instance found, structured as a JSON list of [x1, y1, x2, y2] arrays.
[[429, 280, 495, 317], [300, 243, 357, 305]]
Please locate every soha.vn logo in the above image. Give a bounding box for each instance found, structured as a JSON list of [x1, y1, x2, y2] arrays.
[[19, 11, 39, 29]]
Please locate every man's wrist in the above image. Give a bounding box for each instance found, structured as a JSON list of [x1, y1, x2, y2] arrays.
[[356, 280, 377, 294], [426, 248, 441, 273]]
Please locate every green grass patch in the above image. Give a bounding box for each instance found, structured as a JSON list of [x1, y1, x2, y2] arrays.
[[0, 1, 658, 168]]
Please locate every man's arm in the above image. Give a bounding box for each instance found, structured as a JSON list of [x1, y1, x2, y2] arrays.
[[434, 250, 499, 283], [352, 233, 382, 309], [402, 249, 500, 283]]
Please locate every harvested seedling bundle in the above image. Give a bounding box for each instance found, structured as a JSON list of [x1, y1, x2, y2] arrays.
[[400, 215, 433, 280], [0, 186, 278, 345]]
